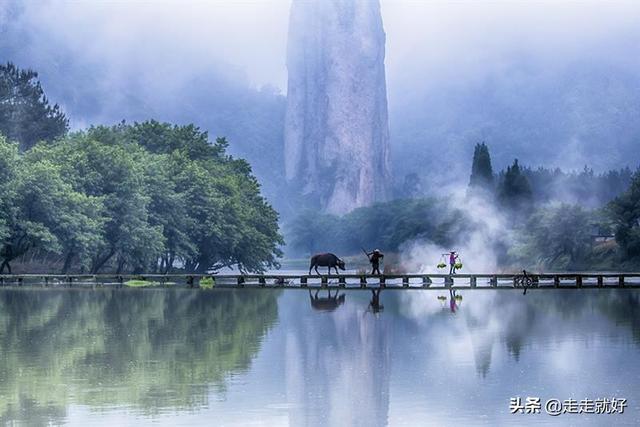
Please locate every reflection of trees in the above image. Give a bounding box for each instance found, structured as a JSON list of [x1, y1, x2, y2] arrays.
[[0, 289, 279, 422], [595, 291, 640, 343], [455, 290, 640, 377]]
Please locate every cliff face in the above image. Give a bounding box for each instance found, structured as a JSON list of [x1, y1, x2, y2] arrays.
[[285, 0, 391, 215]]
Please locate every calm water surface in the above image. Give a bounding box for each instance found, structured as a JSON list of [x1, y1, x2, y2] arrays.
[[0, 287, 639, 426]]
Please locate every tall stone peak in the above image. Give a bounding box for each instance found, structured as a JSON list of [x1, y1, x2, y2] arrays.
[[285, 0, 391, 215]]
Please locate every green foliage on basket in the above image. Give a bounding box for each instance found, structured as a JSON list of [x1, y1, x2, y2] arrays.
[[199, 277, 215, 289]]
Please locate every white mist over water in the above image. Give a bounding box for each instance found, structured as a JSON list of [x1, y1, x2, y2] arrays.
[[400, 189, 510, 275], [397, 187, 513, 318]]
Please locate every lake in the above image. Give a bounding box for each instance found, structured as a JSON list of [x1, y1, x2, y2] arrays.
[[0, 287, 638, 426]]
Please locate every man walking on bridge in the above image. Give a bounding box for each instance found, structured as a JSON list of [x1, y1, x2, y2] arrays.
[[365, 249, 384, 275]]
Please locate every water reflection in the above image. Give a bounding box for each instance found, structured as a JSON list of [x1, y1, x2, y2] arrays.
[[308, 289, 345, 312], [368, 289, 384, 314], [286, 291, 391, 427], [0, 288, 639, 425], [0, 289, 279, 424]]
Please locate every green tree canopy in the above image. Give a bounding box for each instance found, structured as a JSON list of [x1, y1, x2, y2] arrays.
[[0, 121, 283, 274], [512, 203, 594, 270], [609, 171, 640, 262], [0, 62, 68, 150], [498, 159, 533, 213], [0, 136, 104, 273], [468, 142, 494, 191]]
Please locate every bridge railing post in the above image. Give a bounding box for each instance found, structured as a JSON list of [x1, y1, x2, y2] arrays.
[[300, 277, 308, 288], [576, 276, 582, 288], [619, 276, 625, 287], [422, 276, 431, 287], [470, 276, 477, 288], [360, 275, 367, 288], [402, 276, 409, 288], [597, 276, 603, 287], [445, 276, 453, 288]]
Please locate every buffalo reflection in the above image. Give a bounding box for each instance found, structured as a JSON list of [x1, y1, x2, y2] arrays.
[[309, 289, 345, 311]]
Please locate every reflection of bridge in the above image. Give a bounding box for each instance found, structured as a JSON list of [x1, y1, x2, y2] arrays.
[[1, 273, 640, 289]]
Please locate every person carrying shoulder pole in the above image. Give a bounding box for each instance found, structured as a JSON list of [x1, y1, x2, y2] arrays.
[[448, 251, 459, 275], [363, 248, 384, 275]]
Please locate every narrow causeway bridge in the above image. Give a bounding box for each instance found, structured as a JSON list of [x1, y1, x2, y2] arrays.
[[1, 273, 640, 290]]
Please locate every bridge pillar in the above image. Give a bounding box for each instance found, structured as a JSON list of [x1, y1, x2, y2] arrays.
[[445, 276, 453, 288], [360, 275, 367, 288], [402, 276, 409, 288]]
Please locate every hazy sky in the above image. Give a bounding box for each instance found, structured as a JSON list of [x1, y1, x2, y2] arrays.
[[5, 0, 640, 94]]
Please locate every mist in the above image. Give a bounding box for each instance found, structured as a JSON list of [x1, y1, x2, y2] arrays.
[[2, 0, 640, 263], [3, 0, 639, 176]]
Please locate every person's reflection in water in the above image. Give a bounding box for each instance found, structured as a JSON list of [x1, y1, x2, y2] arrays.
[[368, 289, 384, 314], [449, 288, 459, 314], [309, 289, 345, 312]]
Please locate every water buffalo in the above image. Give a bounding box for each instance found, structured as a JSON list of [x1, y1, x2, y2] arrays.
[[309, 289, 345, 312], [308, 253, 346, 275]]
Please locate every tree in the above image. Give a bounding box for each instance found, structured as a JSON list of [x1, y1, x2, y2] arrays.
[[498, 159, 533, 213], [123, 122, 283, 273], [143, 152, 196, 273], [0, 62, 68, 150], [175, 151, 283, 273], [0, 135, 19, 249], [513, 204, 594, 270], [0, 139, 104, 273], [0, 120, 283, 274], [609, 171, 640, 262], [468, 142, 494, 191], [286, 209, 337, 255]]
